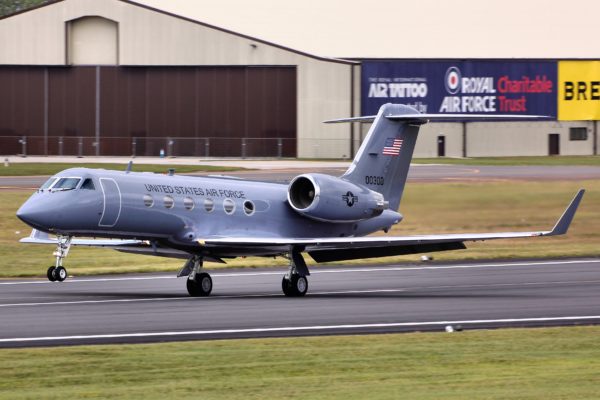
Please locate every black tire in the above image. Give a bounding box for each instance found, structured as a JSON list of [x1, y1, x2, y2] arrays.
[[282, 276, 292, 296], [54, 266, 67, 282], [186, 272, 212, 297], [47, 266, 57, 282], [282, 274, 308, 297]]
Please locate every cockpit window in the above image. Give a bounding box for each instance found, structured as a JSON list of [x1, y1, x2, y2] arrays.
[[39, 177, 58, 191], [53, 177, 81, 191], [81, 178, 95, 190]]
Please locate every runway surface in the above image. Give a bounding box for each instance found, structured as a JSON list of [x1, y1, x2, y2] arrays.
[[2, 164, 600, 189], [1, 258, 599, 347]]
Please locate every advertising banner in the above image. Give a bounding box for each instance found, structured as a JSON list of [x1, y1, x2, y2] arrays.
[[362, 61, 557, 119], [558, 61, 600, 120]]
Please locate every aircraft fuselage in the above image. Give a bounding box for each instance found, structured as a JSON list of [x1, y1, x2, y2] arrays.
[[17, 167, 401, 255]]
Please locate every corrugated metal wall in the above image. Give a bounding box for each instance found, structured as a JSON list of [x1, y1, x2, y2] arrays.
[[0, 65, 297, 157]]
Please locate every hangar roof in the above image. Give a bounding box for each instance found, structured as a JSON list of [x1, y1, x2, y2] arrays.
[[3, 0, 598, 60], [133, 0, 600, 59]]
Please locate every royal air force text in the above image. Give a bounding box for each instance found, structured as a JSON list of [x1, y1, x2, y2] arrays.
[[368, 76, 552, 113]]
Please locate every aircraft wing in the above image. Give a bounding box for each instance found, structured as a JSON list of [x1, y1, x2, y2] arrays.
[[19, 230, 215, 260], [20, 230, 147, 247], [200, 189, 584, 262]]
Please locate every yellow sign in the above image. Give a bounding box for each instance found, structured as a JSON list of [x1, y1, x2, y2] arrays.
[[558, 61, 600, 120]]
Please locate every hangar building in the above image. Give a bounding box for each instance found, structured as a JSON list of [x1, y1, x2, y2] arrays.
[[0, 0, 359, 158], [0, 0, 597, 158]]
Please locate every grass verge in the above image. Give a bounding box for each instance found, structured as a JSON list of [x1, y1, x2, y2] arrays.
[[1, 180, 598, 277], [0, 163, 241, 176], [1, 326, 599, 399]]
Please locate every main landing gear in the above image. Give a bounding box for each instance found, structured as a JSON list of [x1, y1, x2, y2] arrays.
[[180, 256, 213, 297], [281, 250, 310, 297], [47, 235, 72, 282], [178, 250, 310, 298]]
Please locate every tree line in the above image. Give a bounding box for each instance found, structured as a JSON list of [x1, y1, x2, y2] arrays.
[[0, 0, 51, 17]]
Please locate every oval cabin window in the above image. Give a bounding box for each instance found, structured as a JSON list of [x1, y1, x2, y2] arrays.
[[143, 194, 154, 207], [163, 195, 174, 209], [223, 199, 235, 215]]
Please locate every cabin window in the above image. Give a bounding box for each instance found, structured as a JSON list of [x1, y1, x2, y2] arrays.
[[81, 178, 95, 190], [143, 194, 154, 207], [223, 199, 235, 214], [163, 195, 174, 209], [53, 177, 81, 191], [243, 200, 255, 216], [183, 197, 195, 210], [204, 198, 214, 213], [39, 177, 58, 191]]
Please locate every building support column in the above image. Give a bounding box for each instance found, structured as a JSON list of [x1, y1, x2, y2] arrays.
[[594, 120, 598, 156], [349, 64, 355, 159], [95, 66, 101, 156], [462, 121, 467, 158], [43, 68, 49, 156]]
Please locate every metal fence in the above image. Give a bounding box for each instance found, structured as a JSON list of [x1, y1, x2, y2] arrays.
[[0, 136, 302, 158]]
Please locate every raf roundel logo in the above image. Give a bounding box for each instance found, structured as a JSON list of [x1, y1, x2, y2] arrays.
[[445, 66, 461, 94], [342, 191, 358, 207]]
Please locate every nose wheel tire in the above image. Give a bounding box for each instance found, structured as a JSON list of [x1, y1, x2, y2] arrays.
[[47, 266, 67, 282], [187, 272, 213, 297], [47, 266, 57, 282], [54, 266, 68, 282], [282, 274, 308, 297]]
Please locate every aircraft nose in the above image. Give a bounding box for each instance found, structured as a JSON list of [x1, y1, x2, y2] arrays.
[[16, 198, 56, 230]]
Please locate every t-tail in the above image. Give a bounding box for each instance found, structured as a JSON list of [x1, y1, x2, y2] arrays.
[[326, 103, 548, 212]]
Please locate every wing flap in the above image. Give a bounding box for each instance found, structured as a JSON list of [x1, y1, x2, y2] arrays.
[[309, 242, 466, 263]]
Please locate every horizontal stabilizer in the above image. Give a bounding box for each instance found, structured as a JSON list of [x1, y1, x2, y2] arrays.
[[325, 114, 549, 124], [324, 116, 377, 124]]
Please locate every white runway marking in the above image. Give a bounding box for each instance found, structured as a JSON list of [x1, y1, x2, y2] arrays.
[[1, 315, 599, 343], [0, 259, 597, 286]]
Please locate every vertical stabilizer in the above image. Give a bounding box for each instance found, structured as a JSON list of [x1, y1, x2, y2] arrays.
[[341, 103, 422, 211]]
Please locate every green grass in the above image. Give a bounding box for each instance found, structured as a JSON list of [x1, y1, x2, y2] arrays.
[[0, 163, 242, 176], [1, 180, 598, 278], [1, 326, 600, 399], [412, 155, 600, 166]]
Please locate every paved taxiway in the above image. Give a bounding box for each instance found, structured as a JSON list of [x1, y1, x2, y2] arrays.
[[0, 258, 599, 347]]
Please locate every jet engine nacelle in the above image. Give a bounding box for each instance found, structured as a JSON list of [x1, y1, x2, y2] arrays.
[[287, 173, 388, 223]]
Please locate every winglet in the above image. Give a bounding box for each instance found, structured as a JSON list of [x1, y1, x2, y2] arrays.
[[547, 189, 585, 236]]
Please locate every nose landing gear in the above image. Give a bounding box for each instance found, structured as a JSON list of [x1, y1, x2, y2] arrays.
[[47, 235, 72, 282]]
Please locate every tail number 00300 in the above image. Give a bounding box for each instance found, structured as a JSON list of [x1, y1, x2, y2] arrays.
[[365, 176, 384, 185]]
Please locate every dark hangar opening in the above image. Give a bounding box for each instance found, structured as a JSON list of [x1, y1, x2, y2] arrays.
[[0, 65, 297, 157]]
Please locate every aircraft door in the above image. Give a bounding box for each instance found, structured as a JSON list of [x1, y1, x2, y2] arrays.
[[99, 178, 122, 227]]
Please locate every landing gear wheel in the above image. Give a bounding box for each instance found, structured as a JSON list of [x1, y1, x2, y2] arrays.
[[54, 266, 67, 282], [47, 266, 57, 282], [187, 272, 212, 297], [282, 274, 308, 297]]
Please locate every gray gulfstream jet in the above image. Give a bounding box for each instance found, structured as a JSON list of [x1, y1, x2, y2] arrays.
[[16, 104, 584, 297]]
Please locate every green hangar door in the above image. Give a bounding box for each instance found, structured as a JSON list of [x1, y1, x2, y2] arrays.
[[0, 66, 297, 158]]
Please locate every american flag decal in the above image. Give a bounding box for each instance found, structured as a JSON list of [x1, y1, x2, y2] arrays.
[[382, 138, 403, 156]]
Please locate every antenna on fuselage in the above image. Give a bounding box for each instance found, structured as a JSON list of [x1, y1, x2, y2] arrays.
[[125, 161, 133, 174], [167, 168, 175, 176]]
